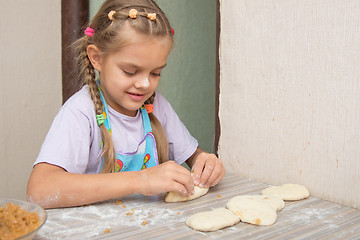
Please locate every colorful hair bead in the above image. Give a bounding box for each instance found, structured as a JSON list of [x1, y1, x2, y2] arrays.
[[147, 13, 156, 21], [129, 9, 138, 19], [108, 10, 116, 21], [144, 104, 154, 113]]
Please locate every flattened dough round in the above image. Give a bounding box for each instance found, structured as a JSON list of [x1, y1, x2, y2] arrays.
[[186, 208, 240, 232], [261, 183, 310, 201], [244, 195, 285, 211], [164, 186, 209, 203], [227, 195, 278, 226]]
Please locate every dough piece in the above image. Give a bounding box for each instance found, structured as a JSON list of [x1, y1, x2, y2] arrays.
[[165, 186, 209, 203], [245, 195, 285, 211], [227, 195, 278, 226], [186, 208, 240, 232], [261, 183, 310, 201]]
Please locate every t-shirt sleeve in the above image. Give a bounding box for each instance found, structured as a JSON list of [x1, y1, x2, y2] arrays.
[[34, 97, 94, 173], [153, 92, 198, 165]]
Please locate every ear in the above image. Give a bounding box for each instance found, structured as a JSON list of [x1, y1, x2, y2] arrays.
[[86, 45, 102, 72]]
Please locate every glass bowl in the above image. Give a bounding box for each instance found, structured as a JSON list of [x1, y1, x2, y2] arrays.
[[0, 198, 47, 240]]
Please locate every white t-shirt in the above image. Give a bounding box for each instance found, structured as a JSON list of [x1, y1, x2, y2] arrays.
[[35, 86, 198, 173]]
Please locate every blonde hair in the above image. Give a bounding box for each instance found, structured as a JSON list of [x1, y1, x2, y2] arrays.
[[73, 0, 173, 173]]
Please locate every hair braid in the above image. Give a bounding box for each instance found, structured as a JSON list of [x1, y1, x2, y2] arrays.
[[85, 56, 116, 173], [145, 93, 169, 164], [74, 36, 116, 173]]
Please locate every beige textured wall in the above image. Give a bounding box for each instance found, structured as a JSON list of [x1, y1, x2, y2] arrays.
[[219, 0, 360, 208], [0, 1, 62, 200]]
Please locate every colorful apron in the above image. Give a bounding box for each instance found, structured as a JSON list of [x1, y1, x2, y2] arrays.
[[97, 82, 159, 172]]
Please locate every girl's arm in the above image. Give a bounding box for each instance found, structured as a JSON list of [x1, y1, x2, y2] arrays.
[[186, 147, 226, 188], [27, 161, 193, 209]]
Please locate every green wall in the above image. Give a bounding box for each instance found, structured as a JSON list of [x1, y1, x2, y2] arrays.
[[90, 0, 216, 153]]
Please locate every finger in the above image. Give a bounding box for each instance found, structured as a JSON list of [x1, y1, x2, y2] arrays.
[[184, 180, 195, 196], [203, 163, 221, 187], [191, 157, 206, 186], [209, 165, 226, 187], [168, 181, 189, 197], [166, 162, 194, 195], [204, 159, 225, 187], [173, 170, 194, 195], [199, 159, 216, 188]]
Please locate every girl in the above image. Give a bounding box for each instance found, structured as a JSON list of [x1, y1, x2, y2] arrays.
[[27, 0, 225, 209]]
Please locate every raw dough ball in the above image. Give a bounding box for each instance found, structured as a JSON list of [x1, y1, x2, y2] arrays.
[[226, 195, 278, 226], [261, 183, 310, 201], [186, 208, 240, 232], [165, 186, 209, 203]]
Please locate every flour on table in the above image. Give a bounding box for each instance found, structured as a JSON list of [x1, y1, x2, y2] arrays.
[[186, 208, 240, 232], [261, 183, 309, 201], [36, 197, 186, 240], [226, 195, 281, 226], [165, 186, 209, 203]]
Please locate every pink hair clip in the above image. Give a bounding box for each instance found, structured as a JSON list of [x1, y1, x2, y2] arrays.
[[84, 27, 94, 37], [171, 28, 175, 36]]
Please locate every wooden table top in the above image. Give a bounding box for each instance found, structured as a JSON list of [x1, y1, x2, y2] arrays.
[[34, 174, 360, 240]]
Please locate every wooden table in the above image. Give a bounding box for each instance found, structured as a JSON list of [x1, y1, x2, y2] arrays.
[[34, 174, 360, 239]]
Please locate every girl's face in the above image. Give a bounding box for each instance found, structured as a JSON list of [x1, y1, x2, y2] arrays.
[[89, 31, 172, 117]]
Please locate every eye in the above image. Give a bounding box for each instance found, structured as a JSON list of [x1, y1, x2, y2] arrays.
[[123, 70, 136, 76], [151, 72, 161, 77]]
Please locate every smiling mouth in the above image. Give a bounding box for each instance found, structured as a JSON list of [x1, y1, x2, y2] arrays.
[[128, 92, 145, 96], [127, 92, 147, 101]]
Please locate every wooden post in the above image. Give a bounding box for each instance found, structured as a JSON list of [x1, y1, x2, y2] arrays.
[[61, 0, 89, 104]]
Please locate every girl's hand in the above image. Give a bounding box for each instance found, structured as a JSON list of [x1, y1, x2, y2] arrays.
[[139, 161, 194, 197], [188, 149, 225, 188]]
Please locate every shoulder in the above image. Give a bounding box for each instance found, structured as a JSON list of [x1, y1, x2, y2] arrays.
[[153, 91, 167, 104], [62, 85, 95, 116], [153, 91, 179, 126], [153, 91, 171, 110], [153, 91, 173, 118], [54, 85, 97, 129]]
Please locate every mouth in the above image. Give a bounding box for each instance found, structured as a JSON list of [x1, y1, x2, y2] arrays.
[[127, 92, 147, 101], [127, 92, 146, 96]]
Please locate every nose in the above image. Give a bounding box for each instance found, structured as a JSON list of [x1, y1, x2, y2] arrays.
[[134, 77, 150, 89]]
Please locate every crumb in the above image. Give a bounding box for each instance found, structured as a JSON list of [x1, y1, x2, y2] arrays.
[[115, 200, 122, 205], [122, 205, 126, 208], [217, 195, 222, 198], [126, 212, 134, 216], [104, 228, 111, 233], [141, 221, 148, 226], [177, 212, 181, 215]]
